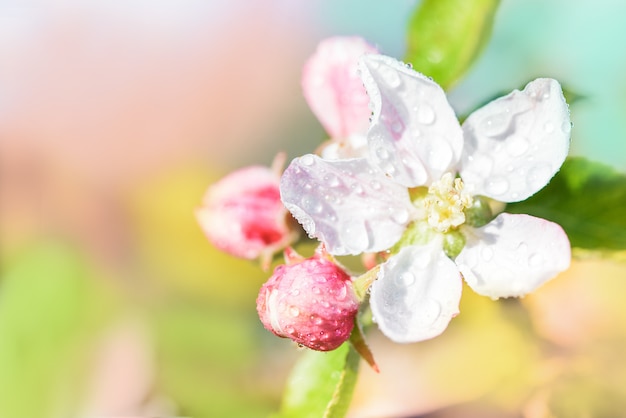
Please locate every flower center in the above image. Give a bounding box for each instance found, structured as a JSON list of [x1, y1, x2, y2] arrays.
[[422, 173, 472, 233]]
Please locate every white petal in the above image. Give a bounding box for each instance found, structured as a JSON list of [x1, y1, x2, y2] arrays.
[[280, 154, 413, 255], [358, 54, 463, 187], [460, 78, 571, 202], [370, 243, 462, 343], [456, 213, 571, 299]]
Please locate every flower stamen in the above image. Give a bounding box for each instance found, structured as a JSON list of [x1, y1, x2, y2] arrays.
[[423, 173, 472, 233]]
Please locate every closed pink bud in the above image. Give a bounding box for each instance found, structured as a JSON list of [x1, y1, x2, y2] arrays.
[[196, 157, 298, 266], [256, 248, 359, 351]]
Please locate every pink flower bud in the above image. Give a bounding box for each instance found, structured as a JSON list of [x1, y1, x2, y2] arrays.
[[196, 157, 298, 266], [256, 248, 359, 351]]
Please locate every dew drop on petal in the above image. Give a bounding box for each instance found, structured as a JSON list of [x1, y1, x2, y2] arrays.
[[505, 134, 529, 157], [390, 207, 409, 224], [527, 164, 552, 190], [517, 242, 528, 253], [395, 272, 415, 286], [417, 104, 436, 125], [426, 140, 453, 171], [478, 113, 512, 137], [481, 246, 494, 262], [380, 65, 402, 88], [415, 251, 432, 269], [561, 121, 573, 134], [370, 180, 382, 190], [376, 147, 390, 160], [336, 285, 348, 300], [485, 177, 509, 196], [543, 122, 555, 134], [391, 121, 403, 134], [528, 252, 543, 267], [300, 155, 314, 166], [289, 307, 300, 317], [418, 299, 442, 327], [382, 163, 396, 175], [324, 173, 341, 187]]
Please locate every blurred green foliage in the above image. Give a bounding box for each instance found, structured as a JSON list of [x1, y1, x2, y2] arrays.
[[0, 242, 114, 418], [507, 157, 626, 251]]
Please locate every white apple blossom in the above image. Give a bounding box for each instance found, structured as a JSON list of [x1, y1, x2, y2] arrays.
[[280, 54, 572, 343]]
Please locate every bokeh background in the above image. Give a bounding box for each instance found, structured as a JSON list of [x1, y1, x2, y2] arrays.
[[1, 1, 625, 417]]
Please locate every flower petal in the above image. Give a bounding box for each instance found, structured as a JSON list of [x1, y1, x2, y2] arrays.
[[358, 54, 463, 187], [196, 165, 293, 259], [370, 243, 462, 343], [302, 37, 378, 139], [456, 213, 571, 299], [460, 78, 571, 202], [280, 154, 412, 255]]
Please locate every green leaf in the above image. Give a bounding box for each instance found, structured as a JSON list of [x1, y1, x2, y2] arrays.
[[0, 242, 112, 418], [276, 343, 360, 418], [506, 157, 626, 252], [406, 0, 500, 90]]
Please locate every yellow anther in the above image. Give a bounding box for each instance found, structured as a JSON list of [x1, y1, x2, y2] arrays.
[[423, 173, 472, 233]]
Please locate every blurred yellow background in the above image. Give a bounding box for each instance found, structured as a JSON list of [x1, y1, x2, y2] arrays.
[[1, 1, 625, 417]]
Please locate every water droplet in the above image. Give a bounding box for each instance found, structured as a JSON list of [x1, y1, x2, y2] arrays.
[[405, 62, 413, 69], [528, 252, 543, 267], [485, 177, 509, 196], [289, 307, 300, 317], [324, 173, 341, 187], [479, 112, 511, 137], [320, 300, 330, 308], [426, 139, 453, 171], [380, 65, 401, 87], [417, 104, 435, 125], [466, 153, 494, 178], [351, 183, 364, 195], [383, 301, 398, 314], [312, 202, 323, 213], [312, 286, 321, 295], [481, 246, 494, 262], [342, 222, 369, 253], [396, 272, 415, 286], [376, 147, 390, 160], [291, 289, 300, 296], [370, 180, 382, 190], [390, 208, 409, 224], [383, 163, 396, 175], [517, 242, 528, 253], [391, 120, 403, 134], [542, 92, 551, 100], [415, 252, 432, 269], [336, 285, 347, 300], [505, 134, 529, 157], [561, 121, 572, 134], [418, 299, 441, 326], [301, 155, 314, 166], [544, 122, 555, 134], [527, 164, 551, 190]]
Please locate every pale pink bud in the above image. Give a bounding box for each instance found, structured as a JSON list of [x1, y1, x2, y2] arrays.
[[302, 36, 378, 140], [196, 157, 298, 266], [256, 248, 359, 351]]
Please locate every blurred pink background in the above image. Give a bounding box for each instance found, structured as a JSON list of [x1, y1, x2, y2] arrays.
[[1, 2, 625, 417]]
